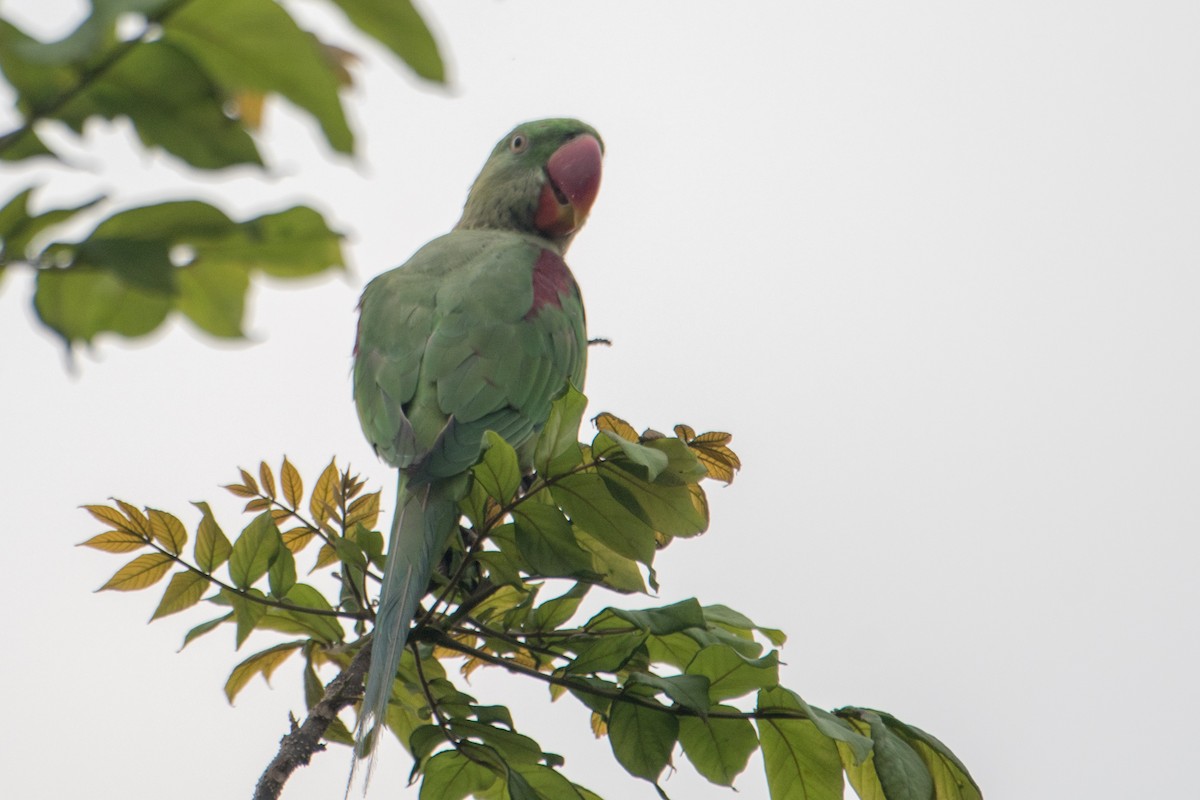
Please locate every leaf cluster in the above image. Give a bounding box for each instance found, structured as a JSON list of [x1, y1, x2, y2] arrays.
[[0, 0, 443, 349], [81, 392, 980, 800]]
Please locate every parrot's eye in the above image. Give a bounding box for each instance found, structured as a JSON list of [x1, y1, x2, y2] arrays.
[[509, 133, 528, 153]]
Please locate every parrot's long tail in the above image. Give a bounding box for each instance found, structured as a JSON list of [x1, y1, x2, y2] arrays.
[[350, 471, 458, 793]]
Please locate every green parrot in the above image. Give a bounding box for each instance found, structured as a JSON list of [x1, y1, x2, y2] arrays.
[[351, 118, 603, 775]]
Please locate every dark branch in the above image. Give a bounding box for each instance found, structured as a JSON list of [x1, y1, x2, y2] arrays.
[[252, 641, 371, 800]]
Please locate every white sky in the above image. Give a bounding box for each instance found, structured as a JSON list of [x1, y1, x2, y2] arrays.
[[2, 1, 1198, 798]]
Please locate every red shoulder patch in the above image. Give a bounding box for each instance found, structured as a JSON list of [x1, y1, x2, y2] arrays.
[[526, 249, 575, 319]]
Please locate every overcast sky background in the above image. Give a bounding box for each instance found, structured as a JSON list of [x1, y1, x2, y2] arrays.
[[2, 1, 1198, 798]]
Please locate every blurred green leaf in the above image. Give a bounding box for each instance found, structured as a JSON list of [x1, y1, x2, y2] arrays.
[[225, 587, 269, 648], [165, 0, 353, 154], [0, 187, 103, 260], [329, 0, 444, 82]]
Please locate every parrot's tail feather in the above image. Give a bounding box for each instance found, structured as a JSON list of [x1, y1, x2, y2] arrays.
[[347, 471, 458, 796]]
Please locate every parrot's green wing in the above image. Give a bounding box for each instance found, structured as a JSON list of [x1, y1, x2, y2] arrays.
[[354, 228, 587, 477]]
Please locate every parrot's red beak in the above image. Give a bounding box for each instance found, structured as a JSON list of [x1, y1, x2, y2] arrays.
[[535, 134, 603, 238]]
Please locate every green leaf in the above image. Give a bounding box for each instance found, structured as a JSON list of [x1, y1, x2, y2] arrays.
[[528, 583, 589, 631], [268, 543, 297, 597], [513, 503, 595, 578], [608, 695, 678, 783], [551, 472, 657, 564], [192, 501, 232, 572], [509, 764, 585, 800], [226, 588, 269, 648], [218, 206, 345, 278], [418, 749, 496, 800], [678, 706, 758, 787], [609, 598, 707, 635], [476, 431, 521, 503], [855, 711, 936, 800], [0, 187, 102, 259], [449, 720, 544, 765], [867, 713, 981, 800], [703, 604, 787, 646], [329, 0, 444, 81], [180, 612, 232, 649], [165, 0, 354, 154], [224, 640, 304, 703], [625, 672, 712, 716], [35, 263, 171, 346], [176, 258, 249, 337], [597, 460, 708, 539], [573, 529, 646, 594], [534, 386, 587, 475], [63, 41, 263, 168], [281, 583, 344, 644], [564, 632, 647, 675], [593, 430, 669, 481], [99, 552, 173, 591], [687, 646, 779, 703], [763, 690, 873, 766], [150, 569, 208, 620], [228, 512, 281, 589], [757, 687, 844, 800]]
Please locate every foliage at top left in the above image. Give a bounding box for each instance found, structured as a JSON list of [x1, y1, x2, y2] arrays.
[[0, 0, 445, 351]]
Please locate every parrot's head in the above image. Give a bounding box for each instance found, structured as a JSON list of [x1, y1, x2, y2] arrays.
[[457, 118, 604, 251]]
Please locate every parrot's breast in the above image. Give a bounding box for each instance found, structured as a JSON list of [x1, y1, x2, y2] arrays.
[[526, 249, 577, 319]]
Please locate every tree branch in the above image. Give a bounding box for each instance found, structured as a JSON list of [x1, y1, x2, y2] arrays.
[[252, 641, 371, 800]]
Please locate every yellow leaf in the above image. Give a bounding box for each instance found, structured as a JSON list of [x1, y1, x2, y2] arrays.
[[281, 457, 303, 508], [673, 424, 696, 441], [224, 642, 303, 703], [115, 500, 150, 536], [345, 491, 380, 530], [461, 656, 484, 680], [692, 430, 734, 445], [282, 526, 317, 553], [312, 543, 338, 571], [244, 497, 271, 512], [594, 412, 638, 442], [78, 529, 146, 553], [83, 504, 139, 535], [232, 90, 266, 129], [99, 552, 173, 591], [239, 468, 260, 495], [590, 711, 608, 738], [223, 483, 257, 498], [259, 461, 276, 500], [270, 508, 293, 524], [148, 509, 187, 555], [310, 458, 339, 525]]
